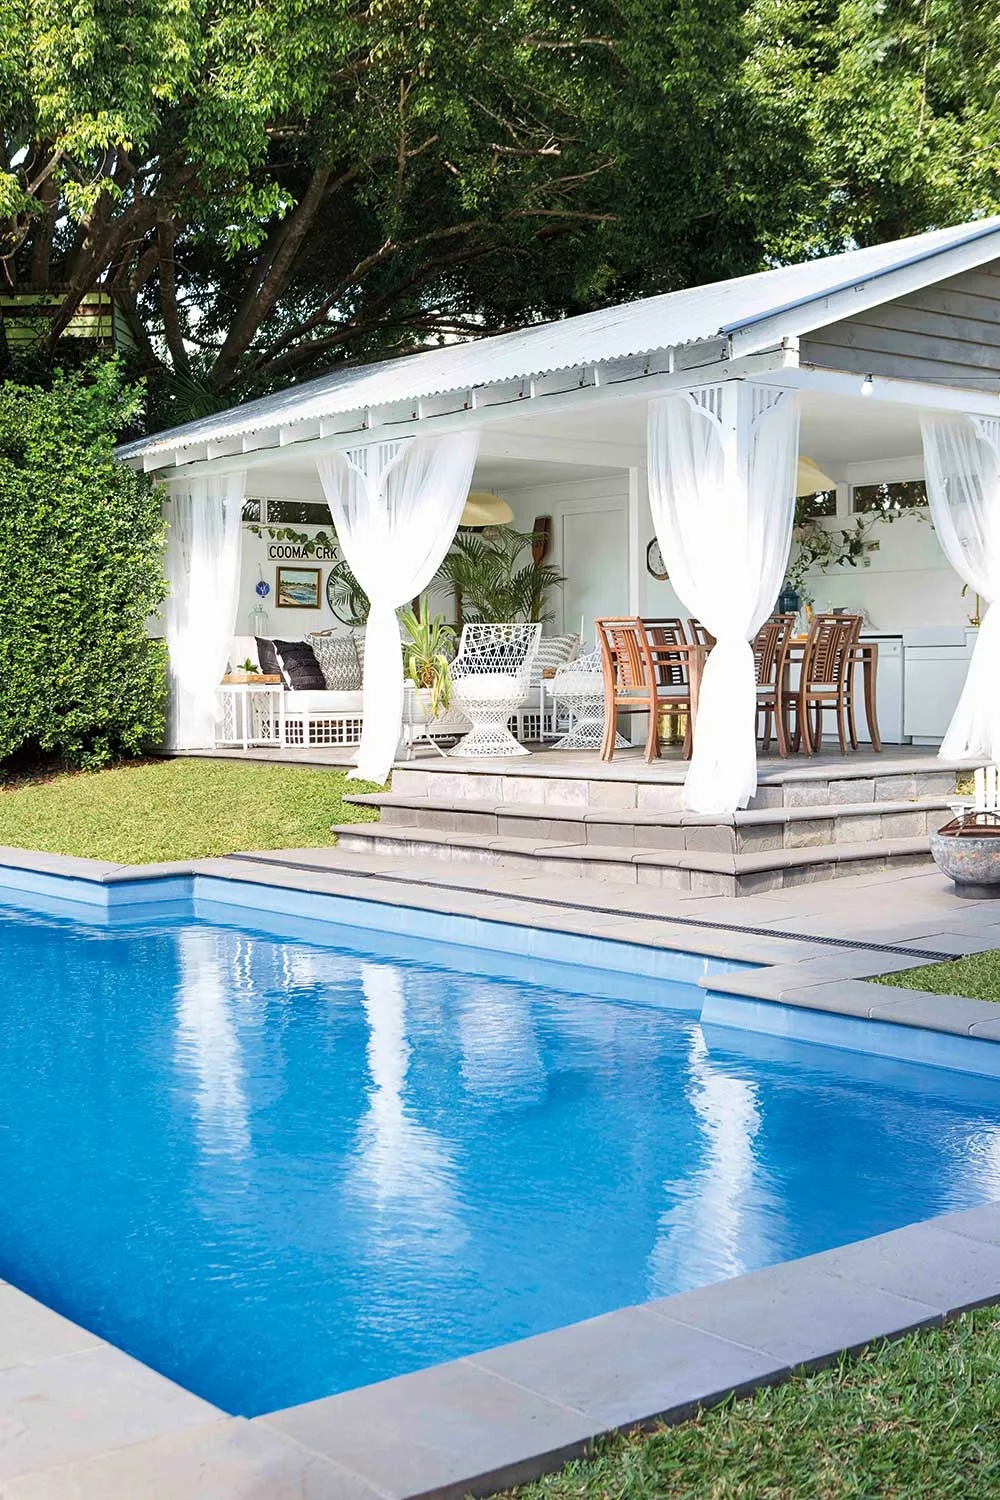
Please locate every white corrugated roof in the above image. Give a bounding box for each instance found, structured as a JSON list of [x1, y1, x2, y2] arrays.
[[119, 216, 1000, 460]]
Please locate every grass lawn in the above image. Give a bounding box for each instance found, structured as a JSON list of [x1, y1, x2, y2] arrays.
[[512, 1307, 1000, 1500], [0, 757, 381, 864], [874, 950, 1000, 1002]]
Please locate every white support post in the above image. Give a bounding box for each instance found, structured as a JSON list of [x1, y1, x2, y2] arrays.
[[627, 465, 642, 614]]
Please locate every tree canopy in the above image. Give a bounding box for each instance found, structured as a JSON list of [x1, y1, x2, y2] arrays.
[[2, 0, 999, 431]]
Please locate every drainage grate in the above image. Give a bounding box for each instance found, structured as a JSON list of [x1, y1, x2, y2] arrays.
[[225, 853, 958, 965]]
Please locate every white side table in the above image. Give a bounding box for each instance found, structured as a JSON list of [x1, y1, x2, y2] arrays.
[[537, 676, 569, 742], [218, 675, 285, 749]]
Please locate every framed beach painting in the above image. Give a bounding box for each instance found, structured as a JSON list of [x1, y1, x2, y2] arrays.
[[275, 566, 322, 609]]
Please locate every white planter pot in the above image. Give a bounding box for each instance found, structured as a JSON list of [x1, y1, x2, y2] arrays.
[[404, 683, 470, 735]]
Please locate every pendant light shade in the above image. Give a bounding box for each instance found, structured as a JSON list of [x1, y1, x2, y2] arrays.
[[460, 491, 514, 527], [796, 456, 835, 496]]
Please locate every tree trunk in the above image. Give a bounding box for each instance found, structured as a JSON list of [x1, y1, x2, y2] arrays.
[[211, 161, 334, 390], [157, 221, 190, 373]]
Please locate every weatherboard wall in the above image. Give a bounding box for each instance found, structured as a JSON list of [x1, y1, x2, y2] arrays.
[[800, 259, 1000, 391]]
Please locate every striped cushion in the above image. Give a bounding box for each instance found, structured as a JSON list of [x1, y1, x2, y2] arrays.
[[273, 639, 325, 691], [531, 634, 579, 684]]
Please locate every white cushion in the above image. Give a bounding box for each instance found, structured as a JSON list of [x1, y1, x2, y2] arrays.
[[283, 690, 364, 713], [453, 673, 525, 703], [553, 671, 602, 697], [229, 636, 261, 671]]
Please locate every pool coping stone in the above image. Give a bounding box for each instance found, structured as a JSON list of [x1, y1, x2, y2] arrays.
[[255, 1204, 1000, 1500], [1, 843, 995, 1048], [6, 1207, 1000, 1498]]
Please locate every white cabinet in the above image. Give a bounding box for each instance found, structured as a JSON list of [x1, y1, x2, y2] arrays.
[[856, 635, 904, 743], [903, 628, 977, 743]]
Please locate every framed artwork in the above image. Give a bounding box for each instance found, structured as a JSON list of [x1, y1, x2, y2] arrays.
[[275, 565, 322, 609]]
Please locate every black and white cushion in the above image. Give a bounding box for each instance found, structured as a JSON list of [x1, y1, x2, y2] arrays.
[[308, 632, 362, 690], [531, 633, 580, 684]]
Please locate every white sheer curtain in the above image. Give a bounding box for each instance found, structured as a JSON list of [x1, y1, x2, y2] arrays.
[[648, 387, 799, 815], [317, 432, 478, 783], [162, 470, 245, 750], [920, 413, 1000, 762]]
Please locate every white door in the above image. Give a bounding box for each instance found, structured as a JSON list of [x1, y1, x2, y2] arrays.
[[560, 506, 628, 644]]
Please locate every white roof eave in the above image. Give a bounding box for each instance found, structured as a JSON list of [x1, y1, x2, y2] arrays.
[[119, 215, 1000, 469]]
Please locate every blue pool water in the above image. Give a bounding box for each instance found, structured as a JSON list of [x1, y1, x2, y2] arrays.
[[2, 893, 1000, 1417]]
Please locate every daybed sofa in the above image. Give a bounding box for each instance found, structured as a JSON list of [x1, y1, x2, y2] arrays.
[[227, 632, 365, 747]]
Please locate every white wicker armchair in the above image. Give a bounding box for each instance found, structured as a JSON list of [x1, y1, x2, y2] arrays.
[[448, 622, 542, 758], [550, 648, 627, 751]]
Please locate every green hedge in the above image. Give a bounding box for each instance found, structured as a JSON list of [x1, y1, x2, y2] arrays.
[[0, 362, 167, 768]]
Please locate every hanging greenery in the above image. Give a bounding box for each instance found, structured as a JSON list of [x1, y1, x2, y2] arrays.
[[785, 502, 912, 597]]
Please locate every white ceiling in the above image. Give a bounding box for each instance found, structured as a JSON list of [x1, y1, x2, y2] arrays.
[[484, 388, 925, 475], [241, 385, 926, 501], [243, 453, 620, 500], [472, 456, 620, 488]]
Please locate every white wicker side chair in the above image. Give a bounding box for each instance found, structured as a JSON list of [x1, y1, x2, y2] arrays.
[[550, 648, 627, 751], [448, 622, 543, 758]]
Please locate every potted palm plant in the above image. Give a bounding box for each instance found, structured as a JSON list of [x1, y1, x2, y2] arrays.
[[438, 525, 565, 626], [399, 599, 456, 720]]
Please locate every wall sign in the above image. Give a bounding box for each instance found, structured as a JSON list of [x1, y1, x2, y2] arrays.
[[267, 542, 337, 561]]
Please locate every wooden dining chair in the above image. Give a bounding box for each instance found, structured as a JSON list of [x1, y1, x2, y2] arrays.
[[643, 617, 686, 637], [841, 616, 882, 752], [687, 619, 717, 650], [595, 617, 701, 762], [754, 614, 795, 757], [787, 614, 859, 754], [643, 618, 689, 691]]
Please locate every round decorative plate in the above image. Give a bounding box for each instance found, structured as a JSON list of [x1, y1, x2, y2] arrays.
[[326, 559, 369, 626], [646, 538, 669, 581]]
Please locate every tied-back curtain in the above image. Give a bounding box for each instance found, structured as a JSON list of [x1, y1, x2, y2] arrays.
[[920, 413, 1000, 762], [317, 431, 478, 783], [648, 389, 799, 815], [162, 471, 245, 750]]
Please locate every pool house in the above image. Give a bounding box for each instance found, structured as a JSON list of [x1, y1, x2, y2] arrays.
[[118, 216, 1000, 887]]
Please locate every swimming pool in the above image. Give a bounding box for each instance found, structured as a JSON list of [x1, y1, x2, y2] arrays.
[[2, 882, 1000, 1418]]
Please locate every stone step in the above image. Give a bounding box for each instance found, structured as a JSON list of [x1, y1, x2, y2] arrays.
[[345, 792, 952, 854], [389, 762, 959, 812], [330, 821, 933, 898]]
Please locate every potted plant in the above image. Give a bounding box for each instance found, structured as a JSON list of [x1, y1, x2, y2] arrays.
[[399, 599, 456, 720], [227, 657, 272, 683], [438, 525, 565, 626]]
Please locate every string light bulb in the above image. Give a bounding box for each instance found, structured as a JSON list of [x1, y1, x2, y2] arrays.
[[860, 373, 875, 398]]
